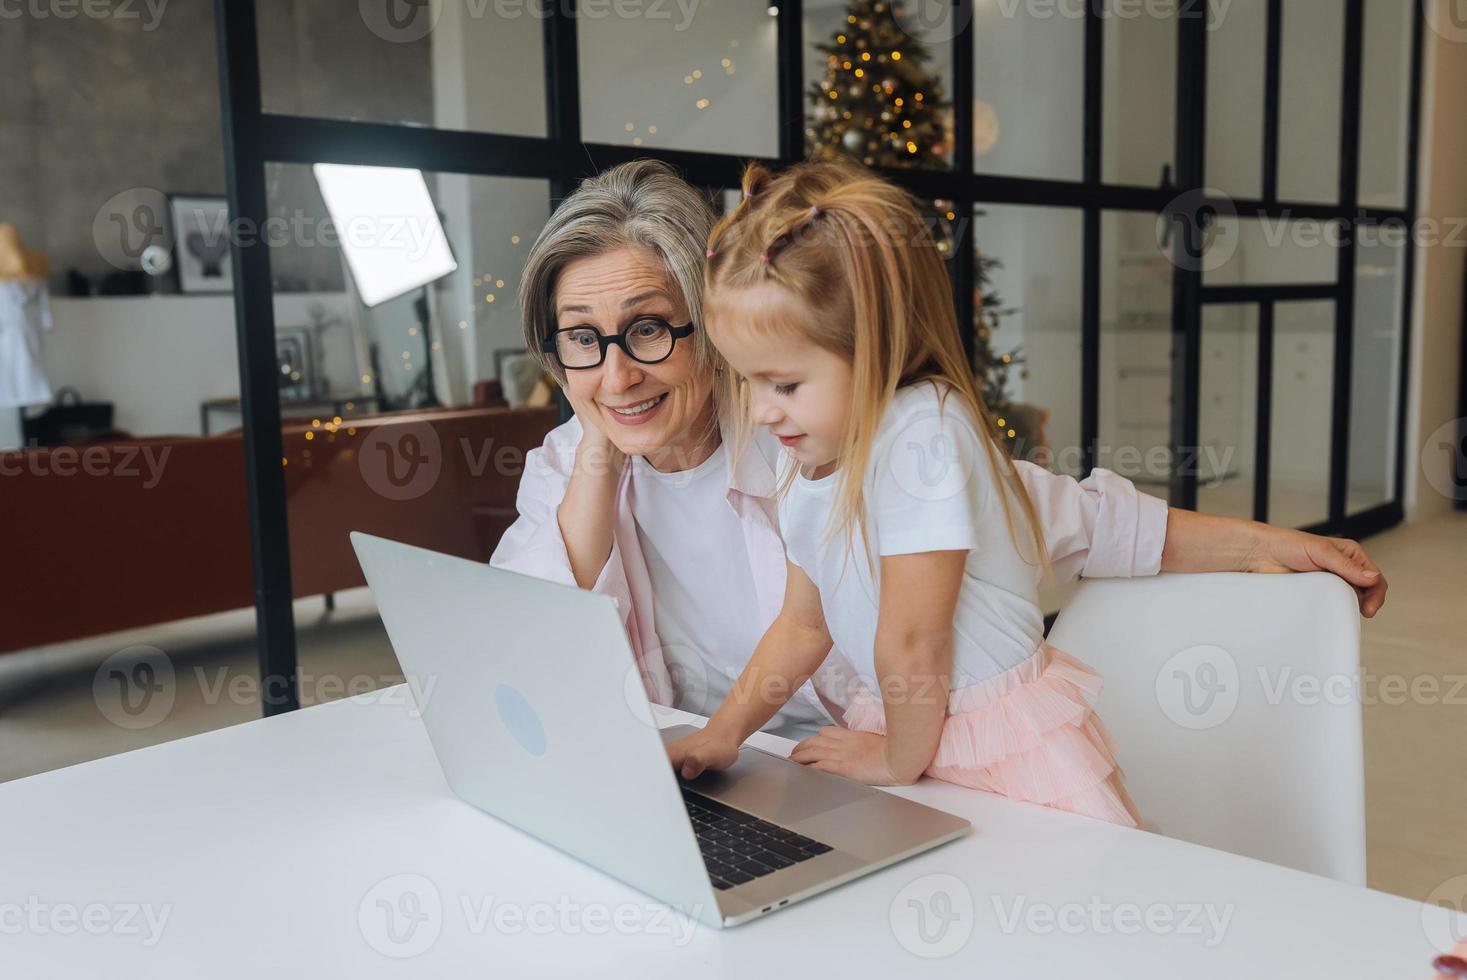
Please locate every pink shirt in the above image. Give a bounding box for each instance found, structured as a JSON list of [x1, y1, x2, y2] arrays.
[[490, 417, 1169, 720]]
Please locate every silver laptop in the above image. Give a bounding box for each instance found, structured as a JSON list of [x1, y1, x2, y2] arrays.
[[350, 532, 971, 928]]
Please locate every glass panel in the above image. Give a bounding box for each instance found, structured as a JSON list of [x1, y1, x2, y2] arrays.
[[0, 6, 266, 780], [1205, 0, 1266, 199], [1348, 224, 1407, 513], [583, 0, 778, 157], [971, 204, 1085, 476], [1196, 305, 1259, 520], [1358, 0, 1414, 209], [1099, 210, 1176, 500], [1269, 300, 1335, 527], [1102, 0, 1176, 187], [1203, 216, 1340, 285], [262, 165, 557, 684], [805, 0, 955, 168], [1278, 0, 1344, 203], [257, 0, 547, 136], [971, 0, 1085, 181]]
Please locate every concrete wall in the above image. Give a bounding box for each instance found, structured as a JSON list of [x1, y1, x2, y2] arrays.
[[0, 2, 431, 293]]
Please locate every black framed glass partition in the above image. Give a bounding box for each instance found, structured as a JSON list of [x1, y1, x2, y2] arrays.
[[213, 0, 1423, 713]]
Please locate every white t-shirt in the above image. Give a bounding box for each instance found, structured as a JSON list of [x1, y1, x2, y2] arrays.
[[630, 441, 832, 739], [778, 381, 1046, 697]]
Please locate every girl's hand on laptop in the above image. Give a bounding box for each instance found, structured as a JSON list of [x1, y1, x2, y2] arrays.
[[789, 728, 906, 786], [666, 727, 742, 780]]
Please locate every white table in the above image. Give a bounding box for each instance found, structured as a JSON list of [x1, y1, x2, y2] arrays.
[[1, 685, 1460, 978]]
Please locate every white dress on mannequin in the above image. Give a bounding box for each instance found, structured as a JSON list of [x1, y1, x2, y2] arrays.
[[0, 279, 53, 409]]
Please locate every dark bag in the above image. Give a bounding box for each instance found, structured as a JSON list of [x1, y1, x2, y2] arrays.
[[21, 387, 116, 447]]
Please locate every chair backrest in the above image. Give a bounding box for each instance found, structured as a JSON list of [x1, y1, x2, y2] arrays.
[[1046, 571, 1366, 884]]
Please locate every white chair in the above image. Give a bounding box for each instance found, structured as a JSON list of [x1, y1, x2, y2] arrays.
[[1046, 571, 1366, 884]]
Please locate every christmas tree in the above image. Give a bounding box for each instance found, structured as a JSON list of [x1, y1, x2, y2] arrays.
[[806, 0, 951, 168], [805, 0, 1038, 459]]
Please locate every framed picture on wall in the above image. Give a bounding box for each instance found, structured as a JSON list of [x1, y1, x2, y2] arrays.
[[168, 195, 233, 294]]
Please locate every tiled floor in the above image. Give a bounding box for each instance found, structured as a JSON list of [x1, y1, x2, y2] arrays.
[[2, 510, 1464, 902]]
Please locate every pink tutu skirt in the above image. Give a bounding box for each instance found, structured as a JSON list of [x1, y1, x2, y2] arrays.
[[842, 642, 1143, 828]]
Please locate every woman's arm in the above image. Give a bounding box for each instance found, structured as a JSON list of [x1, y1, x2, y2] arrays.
[[666, 561, 835, 779], [789, 550, 960, 786], [555, 424, 624, 590], [1161, 509, 1388, 617], [1014, 461, 1388, 618]]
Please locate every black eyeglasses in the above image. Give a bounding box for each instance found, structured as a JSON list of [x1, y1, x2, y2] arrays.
[[543, 318, 695, 370]]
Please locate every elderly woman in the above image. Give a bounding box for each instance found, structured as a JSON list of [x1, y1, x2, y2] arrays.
[[490, 159, 1387, 741]]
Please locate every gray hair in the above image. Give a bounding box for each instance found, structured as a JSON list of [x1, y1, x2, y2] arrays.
[[519, 159, 718, 382]]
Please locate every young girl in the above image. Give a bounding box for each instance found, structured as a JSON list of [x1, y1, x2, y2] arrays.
[[664, 160, 1143, 828]]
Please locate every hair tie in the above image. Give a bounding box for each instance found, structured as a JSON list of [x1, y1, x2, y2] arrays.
[[759, 251, 770, 263], [743, 189, 754, 201], [809, 205, 820, 217], [706, 248, 715, 258]]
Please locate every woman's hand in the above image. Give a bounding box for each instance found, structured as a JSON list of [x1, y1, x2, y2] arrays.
[[563, 387, 625, 477], [1243, 525, 1388, 618], [1160, 510, 1388, 618], [666, 726, 743, 780], [789, 727, 909, 785]]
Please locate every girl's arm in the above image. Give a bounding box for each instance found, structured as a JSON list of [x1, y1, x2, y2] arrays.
[[1161, 509, 1388, 617], [666, 560, 835, 779], [790, 550, 959, 785]]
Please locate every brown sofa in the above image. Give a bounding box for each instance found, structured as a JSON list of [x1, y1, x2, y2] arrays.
[[1, 404, 559, 654]]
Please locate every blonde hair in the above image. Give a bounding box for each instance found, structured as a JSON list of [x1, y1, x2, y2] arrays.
[[704, 159, 1049, 575]]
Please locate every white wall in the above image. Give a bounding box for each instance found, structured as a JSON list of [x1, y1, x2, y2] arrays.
[[0, 293, 354, 449], [432, 2, 553, 394]]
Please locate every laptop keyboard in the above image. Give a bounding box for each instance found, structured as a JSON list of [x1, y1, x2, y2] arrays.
[[680, 786, 834, 891]]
